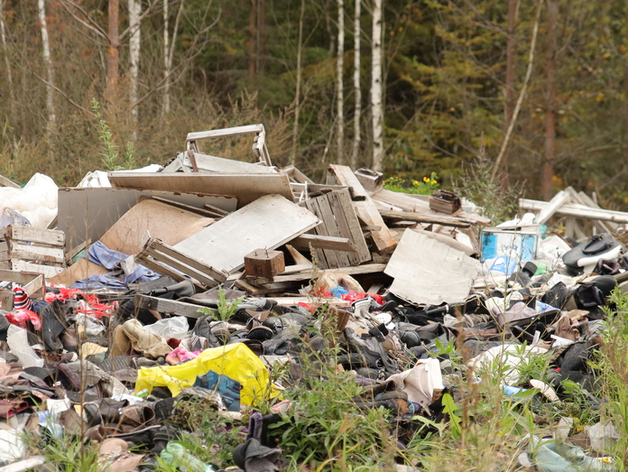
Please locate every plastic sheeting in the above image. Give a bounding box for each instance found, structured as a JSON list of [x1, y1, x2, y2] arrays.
[[0, 173, 57, 228], [135, 343, 274, 405]]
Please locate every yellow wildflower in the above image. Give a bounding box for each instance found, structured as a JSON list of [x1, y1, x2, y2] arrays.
[[423, 176, 430, 183]]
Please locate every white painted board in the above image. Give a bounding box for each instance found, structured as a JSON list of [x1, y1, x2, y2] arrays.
[[384, 229, 481, 305], [174, 194, 320, 274]]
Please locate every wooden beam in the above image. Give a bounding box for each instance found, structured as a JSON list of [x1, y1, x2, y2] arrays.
[[291, 234, 357, 253], [378, 209, 472, 228], [134, 294, 206, 318], [534, 190, 570, 225], [0, 174, 19, 189], [520, 199, 628, 224], [328, 165, 397, 254], [149, 196, 223, 219], [247, 263, 387, 284]]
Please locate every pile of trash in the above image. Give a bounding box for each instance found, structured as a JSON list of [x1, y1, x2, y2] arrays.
[[0, 124, 627, 471]]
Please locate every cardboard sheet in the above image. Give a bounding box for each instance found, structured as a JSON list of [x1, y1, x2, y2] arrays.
[[384, 229, 481, 305]]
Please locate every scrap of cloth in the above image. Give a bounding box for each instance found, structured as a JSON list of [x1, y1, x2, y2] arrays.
[[72, 241, 159, 290]]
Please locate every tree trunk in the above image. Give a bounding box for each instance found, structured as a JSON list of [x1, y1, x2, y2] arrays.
[[290, 0, 306, 166], [162, 0, 170, 116], [336, 0, 344, 164], [370, 0, 384, 171], [37, 0, 55, 130], [543, 0, 558, 200], [622, 0, 628, 165], [128, 0, 141, 138], [258, 0, 265, 76], [107, 0, 120, 100], [350, 0, 361, 169], [502, 0, 518, 178], [248, 0, 256, 85], [0, 0, 14, 120]]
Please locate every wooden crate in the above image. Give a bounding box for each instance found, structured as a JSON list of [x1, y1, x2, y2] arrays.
[[0, 225, 66, 277]]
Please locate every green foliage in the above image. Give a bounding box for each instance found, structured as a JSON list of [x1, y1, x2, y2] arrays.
[[454, 154, 522, 225], [163, 397, 246, 469], [383, 171, 440, 195], [268, 343, 398, 470], [31, 434, 102, 472], [198, 286, 245, 323], [594, 289, 628, 467], [91, 98, 136, 172]]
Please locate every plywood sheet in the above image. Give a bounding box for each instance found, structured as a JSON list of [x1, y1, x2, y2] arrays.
[[107, 172, 294, 208], [385, 229, 481, 305], [174, 194, 320, 274], [58, 187, 236, 251], [99, 199, 214, 255], [48, 258, 109, 287]]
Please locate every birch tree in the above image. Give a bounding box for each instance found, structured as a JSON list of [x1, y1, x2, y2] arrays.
[[336, 0, 344, 163], [162, 0, 184, 116], [37, 0, 55, 130], [350, 0, 361, 169], [290, 0, 306, 165], [370, 0, 383, 171], [107, 0, 120, 99], [0, 0, 14, 119], [128, 0, 141, 137]]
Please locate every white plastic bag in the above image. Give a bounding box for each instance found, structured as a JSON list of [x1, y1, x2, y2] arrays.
[[143, 316, 189, 340], [7, 325, 44, 368]]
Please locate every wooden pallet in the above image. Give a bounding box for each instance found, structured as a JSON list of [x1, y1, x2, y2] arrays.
[[0, 226, 65, 277], [301, 188, 371, 269]]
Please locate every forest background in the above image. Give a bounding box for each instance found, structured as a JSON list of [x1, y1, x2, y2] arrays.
[[0, 0, 627, 208]]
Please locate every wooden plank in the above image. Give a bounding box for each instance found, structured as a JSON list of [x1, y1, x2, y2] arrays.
[[149, 196, 223, 218], [378, 209, 472, 228], [5, 226, 65, 247], [57, 187, 236, 252], [140, 248, 219, 288], [536, 190, 570, 225], [271, 296, 351, 308], [0, 174, 19, 188], [327, 165, 369, 200], [135, 294, 206, 318], [99, 199, 214, 255], [0, 241, 65, 264], [48, 258, 109, 286], [316, 197, 350, 267], [203, 203, 230, 217], [1, 261, 64, 278], [328, 165, 397, 254], [281, 165, 315, 184], [0, 270, 45, 298], [291, 234, 356, 253], [306, 198, 336, 268], [108, 172, 294, 208], [328, 189, 371, 263], [133, 254, 207, 291], [247, 263, 387, 284], [302, 200, 329, 268], [173, 194, 320, 274], [519, 199, 628, 224], [372, 188, 492, 226], [285, 245, 311, 265], [144, 240, 227, 282]]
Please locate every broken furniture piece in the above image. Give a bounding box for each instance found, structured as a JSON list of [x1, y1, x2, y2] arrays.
[[0, 225, 65, 278]]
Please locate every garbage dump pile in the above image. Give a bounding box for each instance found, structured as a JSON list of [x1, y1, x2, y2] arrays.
[[0, 126, 627, 471]]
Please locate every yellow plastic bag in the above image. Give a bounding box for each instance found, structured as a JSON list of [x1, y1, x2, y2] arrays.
[[134, 343, 273, 406]]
